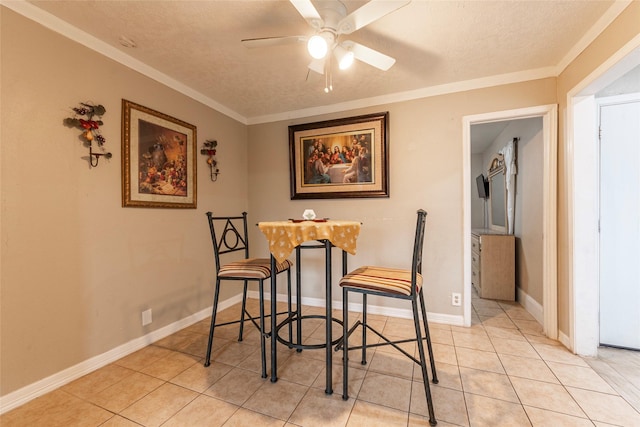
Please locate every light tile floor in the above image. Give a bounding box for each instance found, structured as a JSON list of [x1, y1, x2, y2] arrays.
[[2, 294, 640, 426]]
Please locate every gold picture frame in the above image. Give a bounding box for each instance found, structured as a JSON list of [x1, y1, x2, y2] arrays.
[[289, 112, 389, 199], [122, 99, 197, 208]]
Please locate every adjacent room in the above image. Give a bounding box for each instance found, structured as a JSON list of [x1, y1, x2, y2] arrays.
[[1, 0, 639, 425]]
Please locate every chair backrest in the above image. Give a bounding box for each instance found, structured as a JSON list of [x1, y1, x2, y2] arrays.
[[411, 209, 428, 295], [206, 212, 250, 272]]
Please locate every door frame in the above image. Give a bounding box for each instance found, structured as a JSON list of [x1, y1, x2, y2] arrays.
[[568, 37, 640, 356], [597, 94, 640, 349], [463, 105, 558, 338]]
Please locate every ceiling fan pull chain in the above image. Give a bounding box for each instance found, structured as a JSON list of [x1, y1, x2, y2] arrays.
[[324, 54, 333, 93], [324, 58, 332, 93]]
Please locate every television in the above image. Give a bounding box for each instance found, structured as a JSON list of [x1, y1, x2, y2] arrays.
[[476, 174, 489, 199]]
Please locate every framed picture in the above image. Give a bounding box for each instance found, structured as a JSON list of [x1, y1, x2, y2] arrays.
[[289, 112, 389, 199], [122, 99, 197, 208]]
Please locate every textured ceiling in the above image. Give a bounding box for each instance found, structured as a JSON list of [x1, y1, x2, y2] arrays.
[[19, 0, 619, 123]]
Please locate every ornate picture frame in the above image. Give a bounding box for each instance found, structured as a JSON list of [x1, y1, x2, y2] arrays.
[[122, 99, 197, 208], [289, 112, 389, 199]]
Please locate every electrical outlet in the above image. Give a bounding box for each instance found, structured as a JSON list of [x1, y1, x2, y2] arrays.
[[142, 309, 152, 326], [451, 293, 461, 306]]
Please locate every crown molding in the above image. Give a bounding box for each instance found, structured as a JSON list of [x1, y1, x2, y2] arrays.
[[555, 0, 633, 75], [3, 0, 630, 126], [247, 66, 557, 125], [1, 0, 248, 124]]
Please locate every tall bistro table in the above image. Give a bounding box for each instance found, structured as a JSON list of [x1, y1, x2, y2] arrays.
[[258, 220, 361, 394]]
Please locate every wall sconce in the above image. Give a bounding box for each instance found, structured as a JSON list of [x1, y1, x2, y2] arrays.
[[88, 143, 112, 167], [63, 102, 112, 167], [200, 139, 220, 181]]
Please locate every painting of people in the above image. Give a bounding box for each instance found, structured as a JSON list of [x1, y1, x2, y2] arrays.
[[122, 99, 197, 208], [289, 112, 388, 199], [137, 120, 189, 197], [302, 131, 373, 185]]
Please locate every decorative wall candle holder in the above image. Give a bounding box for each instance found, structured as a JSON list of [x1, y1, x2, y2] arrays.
[[64, 102, 112, 167], [200, 139, 220, 181]]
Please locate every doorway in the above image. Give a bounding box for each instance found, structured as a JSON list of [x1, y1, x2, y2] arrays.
[[569, 42, 640, 356], [463, 105, 558, 337], [598, 95, 640, 350], [471, 117, 544, 317]]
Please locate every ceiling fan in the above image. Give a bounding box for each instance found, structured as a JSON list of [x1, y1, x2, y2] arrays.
[[242, 0, 410, 90]]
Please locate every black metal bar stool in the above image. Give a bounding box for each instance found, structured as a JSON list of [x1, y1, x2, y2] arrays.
[[337, 209, 438, 425], [203, 212, 293, 379]]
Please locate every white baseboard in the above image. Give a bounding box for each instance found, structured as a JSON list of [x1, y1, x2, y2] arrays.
[[1, 290, 464, 414], [558, 330, 572, 352], [516, 287, 544, 325], [249, 290, 466, 327], [0, 294, 242, 415], [515, 288, 577, 354]]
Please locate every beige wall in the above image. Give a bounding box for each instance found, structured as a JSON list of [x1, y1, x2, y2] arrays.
[[0, 9, 249, 395], [555, 1, 640, 337], [492, 119, 544, 304], [512, 120, 544, 304], [470, 154, 486, 229], [2, 0, 638, 405], [247, 81, 555, 315]]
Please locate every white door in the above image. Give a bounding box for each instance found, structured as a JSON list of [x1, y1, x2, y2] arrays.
[[598, 95, 640, 350]]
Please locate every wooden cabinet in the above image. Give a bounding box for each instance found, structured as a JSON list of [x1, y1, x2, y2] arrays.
[[471, 229, 515, 301]]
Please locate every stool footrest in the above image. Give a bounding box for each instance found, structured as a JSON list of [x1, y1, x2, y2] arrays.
[[244, 308, 291, 333], [334, 320, 362, 351], [342, 322, 424, 366], [216, 308, 290, 330]]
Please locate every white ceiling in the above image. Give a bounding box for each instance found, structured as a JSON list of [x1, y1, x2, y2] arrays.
[[470, 121, 509, 154], [12, 0, 625, 124]]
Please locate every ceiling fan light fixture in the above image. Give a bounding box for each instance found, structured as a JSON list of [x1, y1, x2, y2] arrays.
[[307, 34, 328, 59], [334, 45, 354, 70]]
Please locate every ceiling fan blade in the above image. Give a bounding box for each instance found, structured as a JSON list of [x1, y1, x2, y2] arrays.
[[289, 0, 323, 29], [337, 0, 410, 34], [308, 58, 326, 75], [344, 41, 396, 71], [241, 35, 307, 49]]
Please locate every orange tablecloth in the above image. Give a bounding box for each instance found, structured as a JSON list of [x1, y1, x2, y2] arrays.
[[258, 220, 361, 263]]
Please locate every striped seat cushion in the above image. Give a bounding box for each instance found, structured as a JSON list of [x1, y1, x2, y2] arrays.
[[218, 258, 293, 280], [339, 266, 422, 296]]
